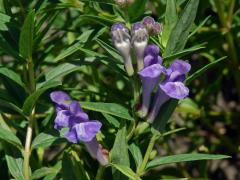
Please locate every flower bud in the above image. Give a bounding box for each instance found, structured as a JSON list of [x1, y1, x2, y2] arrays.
[[142, 16, 162, 36], [111, 23, 134, 76], [85, 138, 109, 166], [131, 22, 149, 71]]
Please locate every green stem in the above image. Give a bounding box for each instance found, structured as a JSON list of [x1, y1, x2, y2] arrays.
[[127, 120, 136, 141], [23, 112, 34, 180], [227, 0, 236, 24], [23, 59, 35, 180], [137, 134, 158, 175], [95, 165, 105, 180]]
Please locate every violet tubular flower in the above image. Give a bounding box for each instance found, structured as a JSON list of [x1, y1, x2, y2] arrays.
[[111, 23, 134, 76], [50, 91, 109, 165], [138, 64, 164, 118], [131, 22, 149, 71], [147, 60, 191, 123]]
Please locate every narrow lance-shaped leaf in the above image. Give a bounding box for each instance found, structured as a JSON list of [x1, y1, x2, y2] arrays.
[[0, 127, 22, 149], [161, 0, 178, 47], [0, 67, 25, 88], [185, 56, 227, 85], [53, 30, 94, 62], [110, 124, 130, 180], [129, 143, 143, 169], [0, 12, 10, 31], [23, 81, 61, 116], [110, 163, 141, 180], [164, 0, 199, 57], [4, 144, 24, 180], [19, 9, 35, 60], [31, 131, 65, 149], [146, 153, 230, 169], [81, 102, 133, 121]]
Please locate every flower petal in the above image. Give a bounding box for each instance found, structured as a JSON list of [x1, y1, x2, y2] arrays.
[[144, 44, 160, 57], [160, 81, 189, 99], [147, 87, 170, 123], [64, 129, 78, 143], [54, 110, 71, 130], [50, 91, 71, 105], [70, 101, 89, 121], [169, 60, 191, 74], [74, 121, 102, 142]]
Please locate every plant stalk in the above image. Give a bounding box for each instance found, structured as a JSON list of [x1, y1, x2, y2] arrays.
[[137, 134, 158, 175], [23, 59, 35, 180]]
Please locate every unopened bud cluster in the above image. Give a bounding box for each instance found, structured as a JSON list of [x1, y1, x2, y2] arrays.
[[111, 16, 162, 76]]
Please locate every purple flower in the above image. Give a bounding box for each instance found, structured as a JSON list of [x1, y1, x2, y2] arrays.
[[111, 23, 134, 76], [147, 60, 191, 123], [50, 91, 101, 143], [50, 91, 109, 165], [142, 16, 162, 36], [144, 44, 163, 67], [137, 64, 165, 118], [131, 22, 149, 71]]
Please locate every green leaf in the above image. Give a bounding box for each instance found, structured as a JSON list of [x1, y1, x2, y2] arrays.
[[0, 67, 25, 87], [163, 43, 205, 62], [96, 38, 122, 61], [177, 98, 200, 116], [146, 153, 230, 169], [81, 102, 133, 121], [164, 0, 199, 57], [23, 81, 61, 116], [0, 12, 10, 31], [129, 143, 143, 169], [31, 131, 65, 149], [62, 153, 76, 180], [0, 99, 26, 118], [61, 152, 89, 180], [19, 9, 35, 60], [0, 34, 22, 60], [153, 99, 178, 133], [188, 15, 211, 38], [32, 161, 62, 180], [77, 47, 125, 76], [185, 56, 227, 85], [127, 0, 147, 21], [53, 29, 94, 62], [0, 127, 22, 148], [44, 63, 80, 83], [161, 0, 178, 47], [4, 144, 24, 180], [110, 125, 130, 180], [110, 163, 141, 180], [32, 167, 57, 179], [102, 113, 120, 128]]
